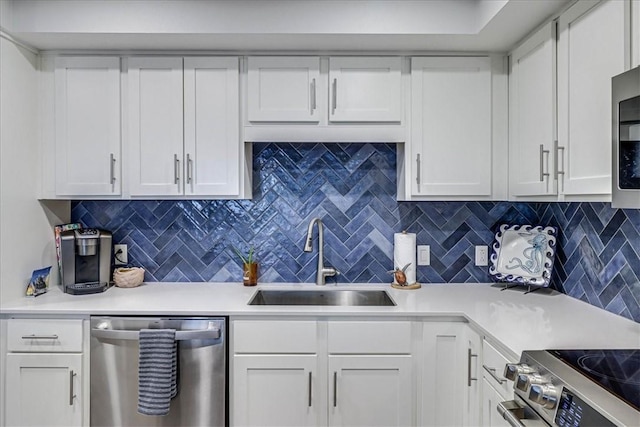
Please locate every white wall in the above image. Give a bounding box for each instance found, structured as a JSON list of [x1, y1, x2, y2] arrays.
[[0, 35, 68, 304]]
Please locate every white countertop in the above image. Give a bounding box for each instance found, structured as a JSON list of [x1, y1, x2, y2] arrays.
[[2, 282, 639, 358]]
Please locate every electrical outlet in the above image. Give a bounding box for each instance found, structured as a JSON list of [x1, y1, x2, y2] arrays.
[[417, 245, 430, 266], [475, 245, 489, 266], [114, 244, 128, 265]]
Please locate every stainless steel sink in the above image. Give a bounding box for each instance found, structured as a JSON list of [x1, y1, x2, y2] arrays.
[[248, 289, 396, 306]]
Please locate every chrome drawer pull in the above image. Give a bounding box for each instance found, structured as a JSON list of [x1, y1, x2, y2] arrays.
[[483, 364, 507, 384], [21, 334, 59, 340]]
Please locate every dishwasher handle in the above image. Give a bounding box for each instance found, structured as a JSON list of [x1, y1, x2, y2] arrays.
[[92, 325, 221, 341]]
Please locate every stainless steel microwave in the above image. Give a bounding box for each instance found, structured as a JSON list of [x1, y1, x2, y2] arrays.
[[612, 66, 640, 208]]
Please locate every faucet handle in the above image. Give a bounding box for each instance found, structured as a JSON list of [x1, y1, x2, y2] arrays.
[[322, 266, 339, 278]]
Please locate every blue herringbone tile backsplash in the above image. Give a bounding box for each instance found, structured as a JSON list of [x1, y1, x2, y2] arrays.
[[72, 143, 640, 322]]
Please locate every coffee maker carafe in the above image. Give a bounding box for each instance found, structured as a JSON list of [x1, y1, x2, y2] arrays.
[[60, 228, 112, 295]]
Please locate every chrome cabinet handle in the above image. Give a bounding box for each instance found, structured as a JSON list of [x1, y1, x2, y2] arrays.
[[110, 153, 116, 184], [539, 144, 550, 182], [21, 334, 59, 340], [308, 371, 312, 407], [174, 154, 180, 184], [556, 141, 565, 192], [483, 365, 507, 384], [332, 78, 337, 115], [416, 153, 421, 189], [91, 326, 221, 341], [69, 370, 77, 405], [467, 348, 478, 386], [333, 371, 338, 407], [310, 79, 316, 113], [186, 153, 193, 184]]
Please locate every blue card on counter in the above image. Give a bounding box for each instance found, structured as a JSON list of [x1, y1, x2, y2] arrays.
[[26, 266, 51, 297]]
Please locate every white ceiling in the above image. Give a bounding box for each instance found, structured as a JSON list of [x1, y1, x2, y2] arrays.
[[2, 0, 573, 52]]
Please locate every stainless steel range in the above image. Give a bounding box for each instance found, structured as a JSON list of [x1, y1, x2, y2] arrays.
[[499, 350, 640, 427]]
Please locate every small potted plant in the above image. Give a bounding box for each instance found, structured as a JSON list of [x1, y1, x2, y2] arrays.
[[233, 246, 258, 286]]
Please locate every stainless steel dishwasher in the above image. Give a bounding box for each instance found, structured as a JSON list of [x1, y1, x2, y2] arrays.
[[90, 316, 226, 426]]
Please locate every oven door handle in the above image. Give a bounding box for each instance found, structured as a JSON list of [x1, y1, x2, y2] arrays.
[[497, 400, 526, 427]]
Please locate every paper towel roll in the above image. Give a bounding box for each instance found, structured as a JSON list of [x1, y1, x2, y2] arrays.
[[393, 232, 416, 285]]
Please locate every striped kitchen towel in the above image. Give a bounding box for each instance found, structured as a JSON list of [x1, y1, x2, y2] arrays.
[[137, 329, 178, 416]]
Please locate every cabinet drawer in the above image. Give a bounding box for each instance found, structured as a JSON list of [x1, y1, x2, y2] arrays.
[[7, 319, 83, 352], [233, 320, 317, 353], [328, 321, 412, 354], [482, 339, 515, 398]]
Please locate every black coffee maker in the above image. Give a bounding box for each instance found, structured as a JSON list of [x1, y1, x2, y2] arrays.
[[59, 229, 112, 295]]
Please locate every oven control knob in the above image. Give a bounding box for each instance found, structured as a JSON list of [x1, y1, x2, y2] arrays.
[[516, 373, 546, 392], [529, 383, 559, 409], [504, 363, 535, 381]]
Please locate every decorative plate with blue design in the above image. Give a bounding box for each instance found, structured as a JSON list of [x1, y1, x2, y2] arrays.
[[489, 224, 558, 287]]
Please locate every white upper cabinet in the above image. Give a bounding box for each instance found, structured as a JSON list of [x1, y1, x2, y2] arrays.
[[54, 56, 121, 196], [557, 0, 626, 197], [184, 57, 240, 196], [508, 23, 557, 197], [410, 56, 493, 198], [247, 56, 320, 122], [128, 57, 184, 196], [328, 57, 402, 122], [509, 0, 628, 201], [128, 56, 241, 197], [246, 56, 403, 127]]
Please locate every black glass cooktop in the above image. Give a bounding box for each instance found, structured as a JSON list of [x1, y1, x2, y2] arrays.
[[550, 349, 640, 412]]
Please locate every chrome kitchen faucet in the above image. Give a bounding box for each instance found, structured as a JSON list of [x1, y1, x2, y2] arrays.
[[304, 218, 339, 286]]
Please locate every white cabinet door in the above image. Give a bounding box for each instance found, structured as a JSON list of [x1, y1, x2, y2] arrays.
[[557, 0, 626, 196], [411, 57, 492, 197], [509, 23, 558, 197], [328, 355, 413, 427], [482, 379, 511, 427], [421, 322, 467, 426], [233, 354, 320, 427], [247, 56, 321, 122], [54, 56, 121, 196], [329, 57, 402, 122], [6, 353, 83, 427], [128, 57, 184, 196], [184, 57, 240, 196]]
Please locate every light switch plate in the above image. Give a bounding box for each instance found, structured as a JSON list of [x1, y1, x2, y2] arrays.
[[475, 245, 489, 266], [417, 245, 430, 266]]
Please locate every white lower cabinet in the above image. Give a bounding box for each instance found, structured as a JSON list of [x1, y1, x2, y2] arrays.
[[233, 354, 320, 427], [328, 355, 413, 427], [3, 318, 87, 427], [421, 322, 481, 427], [231, 319, 414, 427], [6, 353, 83, 427]]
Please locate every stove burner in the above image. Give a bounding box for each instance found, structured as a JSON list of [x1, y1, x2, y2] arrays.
[[577, 354, 640, 386], [550, 349, 640, 412]]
